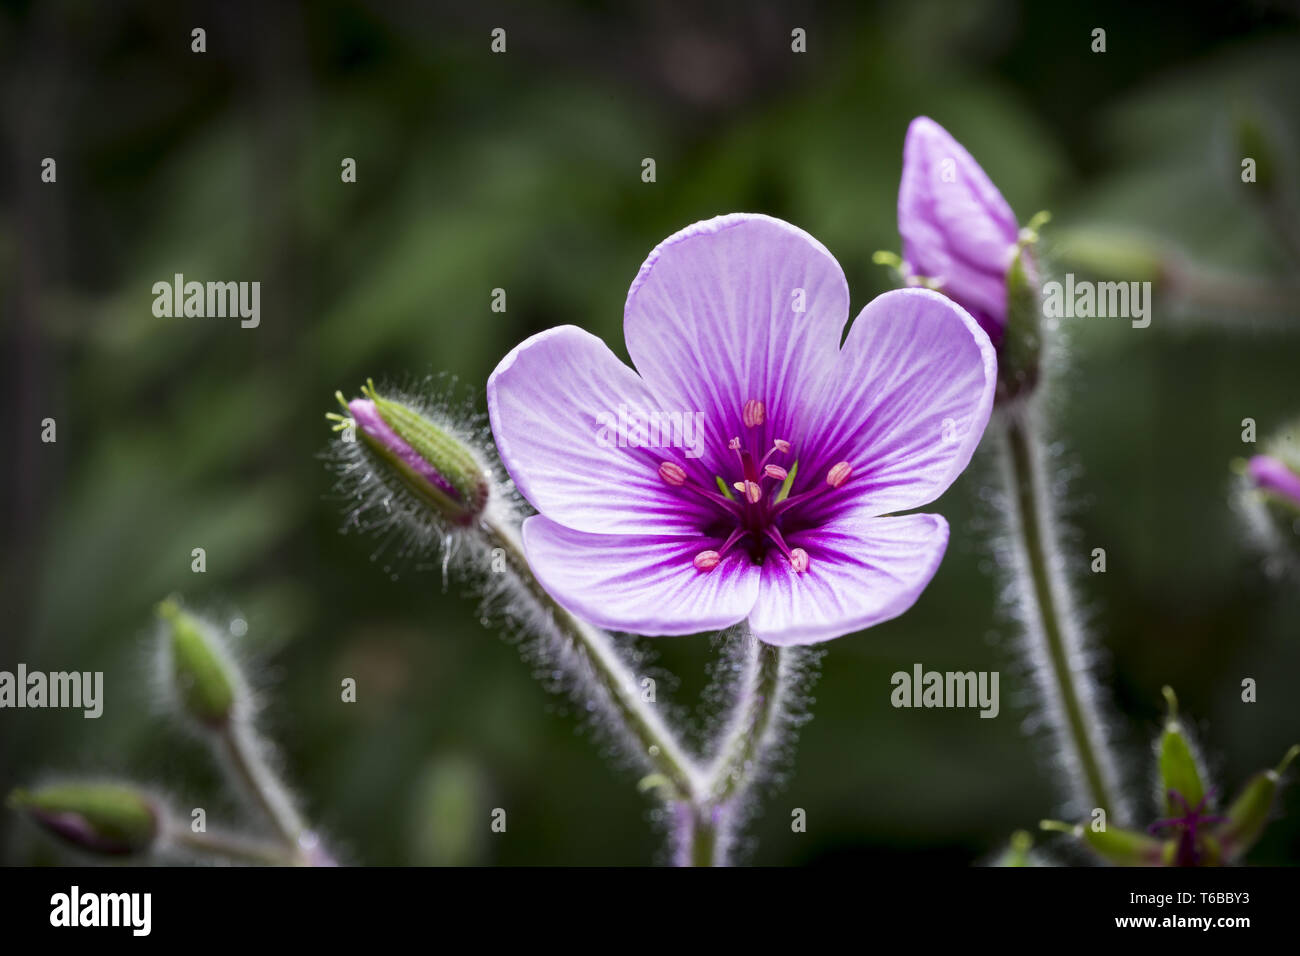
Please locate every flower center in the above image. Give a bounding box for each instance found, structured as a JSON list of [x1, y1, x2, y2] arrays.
[[1147, 789, 1225, 867], [656, 398, 851, 574]]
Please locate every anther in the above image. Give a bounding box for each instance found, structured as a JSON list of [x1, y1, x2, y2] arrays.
[[764, 464, 788, 481], [658, 461, 687, 486], [789, 548, 810, 573], [826, 461, 853, 488], [773, 439, 791, 454], [733, 480, 763, 504], [743, 399, 766, 429], [693, 550, 721, 572]]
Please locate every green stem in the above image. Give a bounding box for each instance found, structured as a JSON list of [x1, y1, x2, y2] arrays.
[[670, 636, 787, 866], [482, 518, 703, 803], [1000, 409, 1121, 818], [171, 827, 300, 866], [218, 723, 309, 855], [705, 637, 784, 805], [673, 802, 719, 866]]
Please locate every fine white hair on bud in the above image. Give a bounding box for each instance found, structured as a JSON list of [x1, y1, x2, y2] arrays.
[[1231, 419, 1300, 581], [153, 597, 250, 730], [324, 376, 506, 578]]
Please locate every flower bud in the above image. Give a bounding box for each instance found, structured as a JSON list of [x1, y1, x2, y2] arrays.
[[9, 782, 159, 856], [1246, 454, 1300, 512], [1236, 419, 1300, 570], [1157, 686, 1208, 817], [332, 381, 489, 527], [1212, 744, 1298, 863], [157, 597, 240, 728], [896, 116, 1020, 347]]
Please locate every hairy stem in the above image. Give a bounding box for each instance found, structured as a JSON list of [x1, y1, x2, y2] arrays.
[[171, 827, 301, 866], [998, 407, 1124, 820], [705, 636, 784, 804], [671, 802, 720, 866], [676, 635, 790, 865], [218, 723, 311, 857], [481, 517, 704, 803]]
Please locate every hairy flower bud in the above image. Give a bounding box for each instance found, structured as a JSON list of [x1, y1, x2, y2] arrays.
[[1157, 686, 1208, 817], [9, 781, 159, 856], [1236, 419, 1300, 573], [157, 598, 241, 728], [331, 381, 489, 528]]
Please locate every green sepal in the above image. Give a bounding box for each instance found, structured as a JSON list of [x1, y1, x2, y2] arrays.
[[1158, 686, 1207, 816], [995, 246, 1041, 404], [1213, 745, 1298, 862], [359, 381, 489, 526], [1041, 819, 1165, 866]]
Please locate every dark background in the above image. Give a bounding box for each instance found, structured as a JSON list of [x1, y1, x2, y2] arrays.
[[2, 0, 1298, 865]]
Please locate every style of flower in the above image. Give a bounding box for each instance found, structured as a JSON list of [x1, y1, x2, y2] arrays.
[[487, 214, 996, 644], [897, 116, 1021, 346]]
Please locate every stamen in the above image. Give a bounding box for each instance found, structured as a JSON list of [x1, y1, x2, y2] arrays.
[[743, 399, 766, 429], [764, 464, 788, 481], [733, 480, 763, 504], [758, 440, 792, 471], [826, 461, 853, 488], [764, 526, 810, 573], [693, 550, 721, 572], [727, 437, 741, 451], [658, 461, 687, 486], [715, 526, 747, 558], [678, 478, 743, 514]]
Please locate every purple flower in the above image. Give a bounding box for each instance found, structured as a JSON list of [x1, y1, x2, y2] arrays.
[[1247, 454, 1300, 510], [898, 116, 1021, 346], [487, 214, 996, 645]]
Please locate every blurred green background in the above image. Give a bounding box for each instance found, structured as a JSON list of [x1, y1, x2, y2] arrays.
[[3, 0, 1299, 866]]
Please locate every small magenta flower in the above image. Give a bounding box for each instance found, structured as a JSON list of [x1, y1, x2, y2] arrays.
[[897, 116, 1022, 346], [1148, 789, 1224, 867], [487, 214, 996, 644]]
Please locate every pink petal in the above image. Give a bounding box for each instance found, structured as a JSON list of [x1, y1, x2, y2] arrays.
[[748, 511, 950, 645], [802, 287, 996, 518], [623, 214, 849, 466], [487, 325, 715, 536], [899, 117, 1020, 339], [521, 516, 761, 636]]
